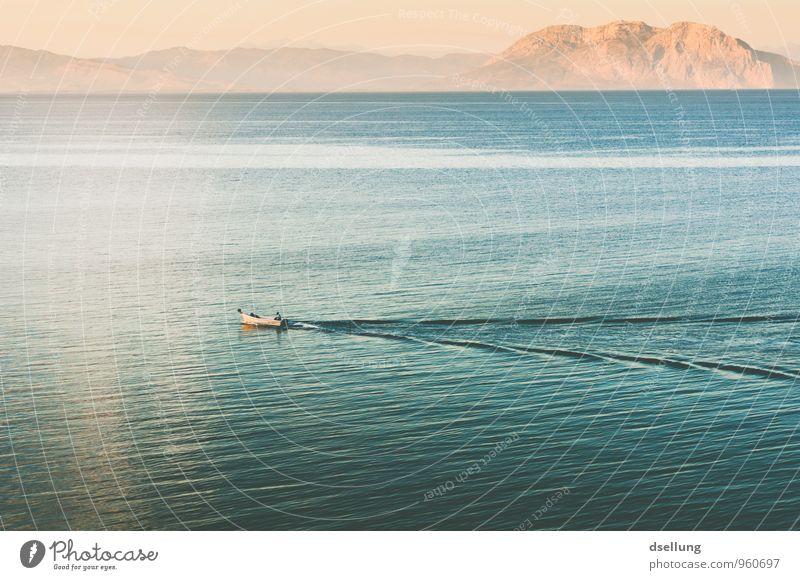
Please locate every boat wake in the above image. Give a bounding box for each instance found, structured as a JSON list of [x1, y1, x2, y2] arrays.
[[290, 322, 320, 330], [300, 322, 799, 382], [309, 313, 800, 328]]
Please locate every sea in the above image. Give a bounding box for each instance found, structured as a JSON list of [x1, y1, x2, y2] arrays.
[[1, 90, 799, 530]]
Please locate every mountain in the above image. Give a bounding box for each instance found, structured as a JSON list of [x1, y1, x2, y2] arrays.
[[98, 47, 487, 92], [0, 45, 224, 93], [463, 21, 798, 90], [753, 50, 800, 88], [766, 42, 800, 62], [0, 45, 486, 93], [0, 21, 797, 93]]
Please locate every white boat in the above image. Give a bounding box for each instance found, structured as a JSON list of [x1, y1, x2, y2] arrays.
[[237, 309, 288, 328]]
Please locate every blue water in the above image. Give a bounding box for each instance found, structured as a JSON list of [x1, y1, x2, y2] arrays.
[[1, 91, 800, 530]]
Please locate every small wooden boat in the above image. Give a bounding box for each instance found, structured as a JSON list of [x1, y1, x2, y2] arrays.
[[237, 308, 288, 329]]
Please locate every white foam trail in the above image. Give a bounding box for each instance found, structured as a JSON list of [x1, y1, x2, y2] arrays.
[[5, 143, 800, 169]]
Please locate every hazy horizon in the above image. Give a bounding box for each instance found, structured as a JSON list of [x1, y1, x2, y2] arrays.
[[2, 0, 799, 59]]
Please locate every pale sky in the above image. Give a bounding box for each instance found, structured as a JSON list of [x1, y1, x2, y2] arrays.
[[2, 0, 798, 58]]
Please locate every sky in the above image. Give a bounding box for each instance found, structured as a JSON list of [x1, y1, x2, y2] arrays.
[[2, 0, 798, 58]]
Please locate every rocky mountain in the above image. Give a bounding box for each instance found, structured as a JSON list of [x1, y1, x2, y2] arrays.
[[0, 21, 797, 93], [463, 21, 797, 90]]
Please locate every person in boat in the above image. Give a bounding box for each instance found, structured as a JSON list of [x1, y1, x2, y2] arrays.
[[275, 312, 282, 321]]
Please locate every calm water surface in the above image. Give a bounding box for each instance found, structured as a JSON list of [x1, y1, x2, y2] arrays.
[[1, 91, 800, 529]]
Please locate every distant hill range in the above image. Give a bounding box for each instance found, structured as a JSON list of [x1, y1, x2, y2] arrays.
[[2, 21, 798, 93]]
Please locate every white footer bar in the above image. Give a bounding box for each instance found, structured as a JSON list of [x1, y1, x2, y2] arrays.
[[1, 531, 797, 579]]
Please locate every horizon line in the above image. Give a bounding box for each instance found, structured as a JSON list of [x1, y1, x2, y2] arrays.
[[3, 88, 799, 97]]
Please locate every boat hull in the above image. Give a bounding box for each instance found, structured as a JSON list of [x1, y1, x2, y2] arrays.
[[240, 313, 288, 328]]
